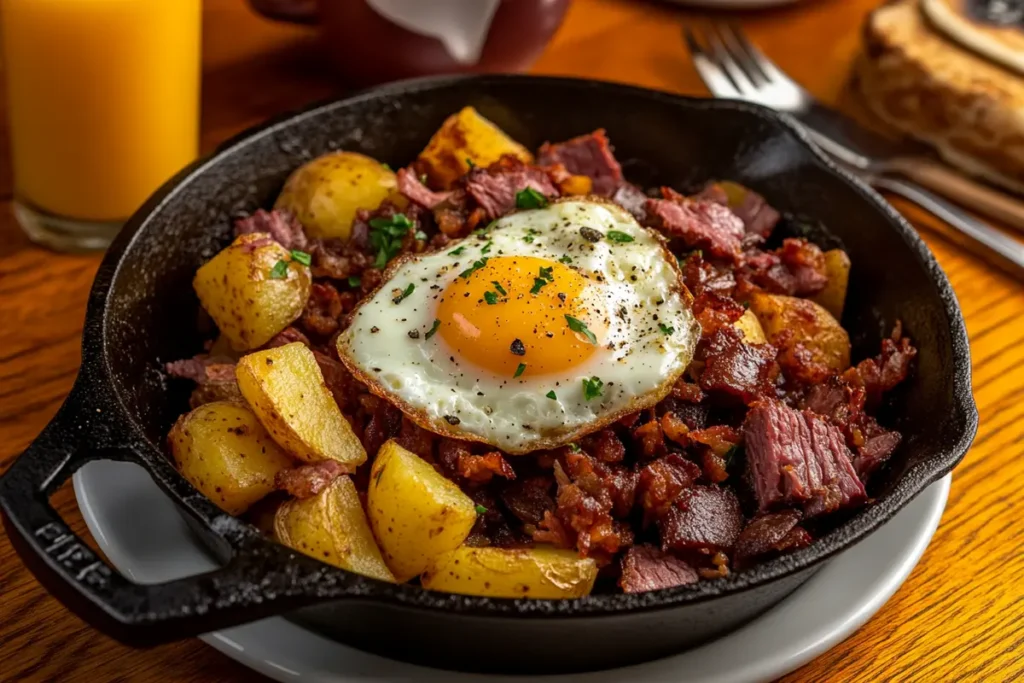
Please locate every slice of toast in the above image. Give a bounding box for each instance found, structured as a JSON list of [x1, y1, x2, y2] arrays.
[[858, 0, 1024, 193], [922, 0, 1024, 75]]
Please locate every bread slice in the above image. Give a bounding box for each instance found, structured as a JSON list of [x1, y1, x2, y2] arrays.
[[921, 0, 1024, 75], [858, 0, 1024, 193]]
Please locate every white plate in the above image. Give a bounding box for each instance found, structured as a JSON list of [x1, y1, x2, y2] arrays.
[[74, 461, 950, 683]]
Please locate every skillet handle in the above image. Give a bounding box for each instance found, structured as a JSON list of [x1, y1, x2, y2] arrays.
[[0, 390, 359, 646]]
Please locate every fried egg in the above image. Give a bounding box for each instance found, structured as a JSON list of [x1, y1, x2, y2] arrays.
[[336, 198, 700, 454]]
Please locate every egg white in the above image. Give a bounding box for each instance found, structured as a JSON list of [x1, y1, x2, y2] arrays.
[[336, 198, 700, 454]]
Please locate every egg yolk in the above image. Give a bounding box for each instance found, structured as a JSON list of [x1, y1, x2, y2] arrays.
[[436, 255, 605, 378]]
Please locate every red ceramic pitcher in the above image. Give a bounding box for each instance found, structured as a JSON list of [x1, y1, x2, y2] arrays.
[[248, 0, 570, 85]]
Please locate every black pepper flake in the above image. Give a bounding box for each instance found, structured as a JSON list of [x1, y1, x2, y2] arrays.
[[510, 339, 526, 356], [579, 226, 603, 243], [557, 292, 567, 303], [444, 415, 461, 425], [408, 330, 420, 339], [370, 326, 380, 333]]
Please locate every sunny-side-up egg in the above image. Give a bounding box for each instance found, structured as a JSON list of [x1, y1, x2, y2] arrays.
[[336, 198, 701, 454]]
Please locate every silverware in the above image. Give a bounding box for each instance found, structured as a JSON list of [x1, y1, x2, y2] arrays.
[[684, 22, 1024, 280]]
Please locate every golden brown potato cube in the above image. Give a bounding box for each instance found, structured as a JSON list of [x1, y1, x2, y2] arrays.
[[275, 151, 406, 241], [368, 440, 478, 581], [421, 546, 598, 599], [733, 309, 767, 344], [810, 249, 851, 320], [193, 233, 311, 352], [417, 106, 533, 189], [750, 292, 851, 371], [236, 342, 367, 468], [275, 476, 394, 582], [168, 401, 293, 515]]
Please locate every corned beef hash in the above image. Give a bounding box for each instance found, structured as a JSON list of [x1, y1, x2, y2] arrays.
[[166, 107, 916, 598]]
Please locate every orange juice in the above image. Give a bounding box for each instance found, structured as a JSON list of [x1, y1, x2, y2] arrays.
[[2, 0, 201, 222]]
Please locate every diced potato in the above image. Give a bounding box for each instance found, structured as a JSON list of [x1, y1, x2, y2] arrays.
[[810, 249, 851, 320], [193, 233, 311, 352], [417, 106, 533, 189], [749, 292, 851, 371], [236, 342, 367, 468], [734, 309, 767, 344], [168, 401, 293, 515], [368, 440, 477, 581], [274, 151, 406, 241], [421, 546, 598, 599], [275, 476, 394, 582]]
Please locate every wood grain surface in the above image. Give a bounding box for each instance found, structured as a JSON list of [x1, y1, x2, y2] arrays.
[[0, 0, 1021, 681]]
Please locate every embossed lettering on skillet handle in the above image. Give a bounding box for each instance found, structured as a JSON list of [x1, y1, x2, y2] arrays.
[[0, 381, 362, 646]]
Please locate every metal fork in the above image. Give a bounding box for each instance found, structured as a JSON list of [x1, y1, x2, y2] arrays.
[[684, 23, 1024, 280]]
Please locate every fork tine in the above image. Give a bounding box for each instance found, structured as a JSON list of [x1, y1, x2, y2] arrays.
[[683, 25, 741, 98], [704, 24, 758, 95], [716, 23, 767, 86], [723, 22, 793, 88]]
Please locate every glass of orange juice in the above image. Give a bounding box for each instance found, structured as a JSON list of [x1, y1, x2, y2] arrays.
[[1, 0, 202, 250]]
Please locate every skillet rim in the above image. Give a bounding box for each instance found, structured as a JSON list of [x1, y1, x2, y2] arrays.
[[88, 73, 977, 617]]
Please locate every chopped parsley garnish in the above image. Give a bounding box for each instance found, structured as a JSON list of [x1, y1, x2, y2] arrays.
[[565, 315, 597, 345], [546, 390, 557, 400], [474, 221, 498, 236], [606, 230, 634, 244], [484, 291, 499, 305], [659, 323, 675, 335], [491, 281, 507, 296], [459, 257, 489, 279], [369, 213, 414, 268], [347, 275, 361, 288], [419, 173, 429, 184], [559, 254, 573, 264], [448, 245, 466, 256], [524, 234, 535, 244], [475, 504, 488, 514], [582, 376, 603, 401], [289, 249, 312, 266], [481, 241, 493, 254], [724, 444, 742, 468], [568, 442, 581, 453], [530, 265, 554, 294], [425, 319, 441, 340], [466, 158, 476, 169], [515, 187, 548, 210], [393, 283, 414, 304], [514, 362, 527, 378], [523, 228, 540, 244], [268, 260, 289, 279], [381, 162, 392, 171]]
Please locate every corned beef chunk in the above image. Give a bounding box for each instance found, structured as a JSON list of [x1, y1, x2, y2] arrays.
[[537, 130, 624, 196], [619, 545, 699, 593], [464, 157, 558, 218], [396, 167, 452, 209], [644, 192, 745, 262], [457, 452, 516, 484], [302, 282, 343, 338], [637, 454, 701, 525], [776, 239, 827, 296], [744, 400, 866, 517], [501, 475, 556, 525], [275, 460, 347, 499], [692, 290, 746, 335], [234, 209, 309, 251], [698, 326, 780, 405], [697, 181, 780, 240], [843, 324, 917, 410], [659, 485, 743, 554], [611, 182, 649, 221], [165, 356, 234, 384], [854, 428, 901, 480], [733, 510, 808, 567]]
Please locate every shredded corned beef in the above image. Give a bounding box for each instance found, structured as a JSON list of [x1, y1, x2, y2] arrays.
[[698, 327, 780, 405], [458, 452, 517, 484], [697, 182, 780, 240], [536, 130, 624, 196], [644, 193, 745, 262], [275, 460, 347, 499], [619, 545, 699, 593], [396, 167, 453, 209], [464, 156, 558, 218], [234, 209, 309, 251]]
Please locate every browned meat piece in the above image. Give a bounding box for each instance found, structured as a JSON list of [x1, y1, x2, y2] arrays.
[[311, 239, 373, 281], [659, 485, 743, 554], [670, 379, 706, 404], [854, 427, 901, 480], [632, 417, 667, 460], [275, 460, 347, 499], [457, 452, 517, 484], [637, 454, 701, 525], [582, 428, 626, 463], [619, 545, 699, 593], [393, 417, 434, 461], [697, 182, 780, 239], [188, 381, 243, 409], [660, 412, 691, 446], [698, 327, 780, 405], [396, 167, 453, 208], [744, 399, 867, 517], [431, 189, 473, 238], [265, 326, 311, 349], [166, 356, 233, 383], [680, 252, 737, 297], [234, 209, 309, 251], [464, 157, 558, 219], [692, 290, 746, 335], [843, 323, 917, 409], [611, 182, 649, 221], [733, 510, 803, 566], [645, 191, 745, 262], [302, 283, 343, 338], [690, 425, 741, 483], [501, 475, 556, 525], [777, 238, 827, 296], [536, 130, 624, 196]]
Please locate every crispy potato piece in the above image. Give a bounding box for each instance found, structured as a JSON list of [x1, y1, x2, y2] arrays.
[[193, 233, 311, 352], [417, 106, 533, 189], [421, 546, 598, 599], [168, 401, 293, 515], [275, 151, 406, 241], [734, 309, 767, 344], [750, 292, 851, 371], [368, 440, 477, 581], [275, 476, 394, 582], [236, 342, 367, 467], [810, 249, 851, 320]]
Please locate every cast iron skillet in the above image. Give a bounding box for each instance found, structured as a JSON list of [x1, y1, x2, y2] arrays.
[[0, 75, 976, 674]]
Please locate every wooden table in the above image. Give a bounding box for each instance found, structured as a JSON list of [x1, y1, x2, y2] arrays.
[[1, 0, 1020, 680]]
